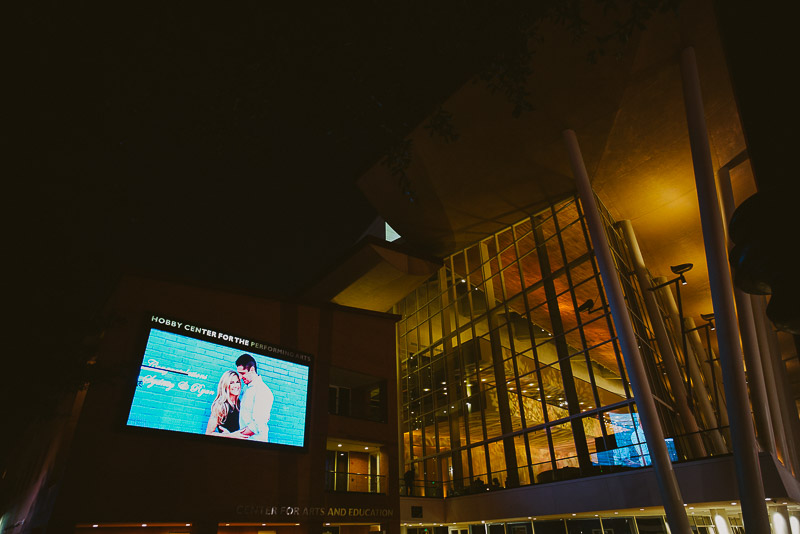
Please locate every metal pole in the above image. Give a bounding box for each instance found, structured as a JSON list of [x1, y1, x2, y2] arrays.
[[680, 46, 769, 532], [564, 129, 690, 534], [684, 317, 729, 443], [692, 321, 730, 430], [655, 280, 727, 454], [618, 220, 706, 458], [674, 282, 693, 399], [698, 322, 724, 425]]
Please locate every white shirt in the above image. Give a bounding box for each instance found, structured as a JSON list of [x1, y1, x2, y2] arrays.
[[239, 375, 273, 442]]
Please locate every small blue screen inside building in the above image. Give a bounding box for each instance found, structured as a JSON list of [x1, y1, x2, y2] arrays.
[[127, 318, 311, 448], [592, 412, 678, 467]]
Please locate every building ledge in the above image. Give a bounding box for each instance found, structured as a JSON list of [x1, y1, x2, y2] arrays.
[[400, 452, 799, 523], [302, 236, 441, 312]]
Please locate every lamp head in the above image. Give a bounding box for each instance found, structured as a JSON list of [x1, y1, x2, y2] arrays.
[[670, 263, 693, 275], [671, 263, 692, 285], [701, 312, 715, 330], [576, 299, 595, 313]]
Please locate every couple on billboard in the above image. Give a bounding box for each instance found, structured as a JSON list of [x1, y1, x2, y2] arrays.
[[205, 354, 273, 441]]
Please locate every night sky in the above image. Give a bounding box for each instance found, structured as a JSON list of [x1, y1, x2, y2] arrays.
[[8, 3, 554, 446], [12, 4, 550, 306]]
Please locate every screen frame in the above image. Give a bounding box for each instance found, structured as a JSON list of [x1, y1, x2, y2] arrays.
[[121, 312, 314, 452]]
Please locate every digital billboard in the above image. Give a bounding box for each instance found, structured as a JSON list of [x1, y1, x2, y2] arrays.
[[126, 315, 312, 448]]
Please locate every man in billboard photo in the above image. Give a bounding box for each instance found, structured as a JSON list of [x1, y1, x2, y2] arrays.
[[236, 354, 274, 442]]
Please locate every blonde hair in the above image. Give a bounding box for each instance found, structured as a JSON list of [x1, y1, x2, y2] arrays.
[[210, 370, 241, 429]]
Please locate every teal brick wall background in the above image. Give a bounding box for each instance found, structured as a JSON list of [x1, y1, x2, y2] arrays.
[[127, 328, 309, 447]]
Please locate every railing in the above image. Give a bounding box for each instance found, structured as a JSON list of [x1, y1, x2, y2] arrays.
[[401, 426, 731, 498], [400, 480, 446, 497], [325, 471, 386, 494]]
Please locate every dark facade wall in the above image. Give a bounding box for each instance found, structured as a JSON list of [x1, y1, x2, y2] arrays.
[[49, 276, 398, 530], [320, 305, 400, 517]]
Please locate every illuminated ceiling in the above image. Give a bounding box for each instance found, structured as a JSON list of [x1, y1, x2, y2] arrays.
[[358, 0, 753, 324]]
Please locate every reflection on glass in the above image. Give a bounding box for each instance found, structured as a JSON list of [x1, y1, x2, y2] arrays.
[[395, 195, 688, 493]]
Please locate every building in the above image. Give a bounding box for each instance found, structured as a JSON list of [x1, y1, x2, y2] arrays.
[[307, 0, 800, 533], [2, 277, 400, 534], [3, 0, 799, 533]]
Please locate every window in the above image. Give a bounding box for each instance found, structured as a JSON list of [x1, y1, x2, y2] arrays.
[[329, 367, 386, 422], [329, 385, 351, 416], [325, 440, 384, 493]]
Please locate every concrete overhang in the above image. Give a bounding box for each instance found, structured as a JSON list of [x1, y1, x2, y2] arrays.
[[303, 236, 442, 313]]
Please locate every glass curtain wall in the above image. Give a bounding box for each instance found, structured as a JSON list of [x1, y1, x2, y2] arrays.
[[395, 196, 699, 497]]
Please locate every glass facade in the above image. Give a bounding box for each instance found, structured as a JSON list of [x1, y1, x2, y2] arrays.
[[395, 196, 727, 497]]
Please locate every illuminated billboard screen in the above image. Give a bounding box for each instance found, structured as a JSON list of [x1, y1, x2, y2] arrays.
[[126, 315, 312, 448]]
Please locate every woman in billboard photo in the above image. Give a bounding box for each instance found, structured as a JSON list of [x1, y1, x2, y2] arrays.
[[205, 370, 242, 436]]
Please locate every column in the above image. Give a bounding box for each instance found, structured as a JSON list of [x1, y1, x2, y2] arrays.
[[789, 511, 800, 534], [710, 510, 732, 534], [680, 46, 769, 532], [772, 505, 792, 534], [564, 129, 690, 534], [768, 311, 800, 475], [766, 304, 800, 476], [717, 167, 775, 455], [750, 293, 792, 470], [618, 220, 706, 458], [766, 306, 800, 475], [654, 279, 726, 454]]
